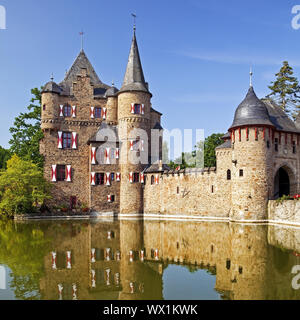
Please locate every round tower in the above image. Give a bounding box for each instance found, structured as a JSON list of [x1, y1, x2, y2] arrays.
[[118, 29, 152, 214], [229, 85, 275, 221], [105, 83, 119, 124], [41, 80, 61, 131]]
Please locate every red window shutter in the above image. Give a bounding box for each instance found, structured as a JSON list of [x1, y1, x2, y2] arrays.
[[66, 251, 72, 269], [131, 103, 135, 114], [105, 148, 111, 164], [246, 128, 249, 140], [91, 147, 96, 164], [51, 165, 57, 182], [102, 107, 107, 120], [140, 173, 145, 184], [90, 107, 95, 119], [107, 195, 111, 202], [129, 172, 133, 183], [91, 172, 96, 186], [130, 140, 134, 151], [72, 106, 76, 118], [51, 252, 57, 269], [255, 128, 258, 140], [72, 132, 78, 149], [115, 148, 119, 159], [116, 173, 121, 181], [66, 165, 72, 182], [59, 105, 64, 117], [58, 131, 63, 149], [155, 174, 159, 184], [105, 173, 111, 186]]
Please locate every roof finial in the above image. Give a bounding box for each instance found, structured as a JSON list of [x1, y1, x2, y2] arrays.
[[250, 65, 253, 87], [112, 80, 115, 87], [131, 13, 137, 32], [50, 73, 54, 82], [79, 30, 84, 51]]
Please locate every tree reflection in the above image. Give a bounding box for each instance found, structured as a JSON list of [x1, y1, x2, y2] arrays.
[[0, 220, 52, 299]]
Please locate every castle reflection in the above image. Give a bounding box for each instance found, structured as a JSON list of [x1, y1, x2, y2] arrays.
[[0, 219, 300, 300]]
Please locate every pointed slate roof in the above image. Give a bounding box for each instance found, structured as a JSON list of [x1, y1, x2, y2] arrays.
[[119, 31, 150, 94], [229, 86, 274, 130], [60, 50, 103, 89], [42, 81, 62, 94]]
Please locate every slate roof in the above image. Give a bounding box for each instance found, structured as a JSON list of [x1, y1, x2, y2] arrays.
[[42, 81, 62, 94], [119, 31, 150, 94], [144, 161, 170, 173], [216, 139, 231, 149], [105, 86, 119, 97], [153, 122, 163, 130], [229, 86, 274, 130], [262, 99, 300, 133]]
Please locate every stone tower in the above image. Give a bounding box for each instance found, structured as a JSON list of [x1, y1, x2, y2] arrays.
[[229, 85, 275, 221], [117, 29, 152, 214]]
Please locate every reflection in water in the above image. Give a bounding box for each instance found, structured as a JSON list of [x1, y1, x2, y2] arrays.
[[0, 219, 299, 300]]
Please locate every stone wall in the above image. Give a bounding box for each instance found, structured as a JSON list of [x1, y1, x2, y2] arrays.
[[268, 200, 300, 225], [144, 167, 231, 217]]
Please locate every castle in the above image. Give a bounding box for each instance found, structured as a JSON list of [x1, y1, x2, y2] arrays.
[[40, 27, 300, 222]]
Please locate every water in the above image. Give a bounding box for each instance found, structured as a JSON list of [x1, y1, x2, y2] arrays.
[[0, 218, 299, 300]]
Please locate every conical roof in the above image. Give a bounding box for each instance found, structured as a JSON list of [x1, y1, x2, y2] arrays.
[[61, 50, 102, 88], [42, 81, 62, 94], [229, 86, 274, 130], [119, 31, 149, 94]]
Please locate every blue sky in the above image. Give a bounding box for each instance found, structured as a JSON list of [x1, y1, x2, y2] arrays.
[[0, 0, 300, 148]]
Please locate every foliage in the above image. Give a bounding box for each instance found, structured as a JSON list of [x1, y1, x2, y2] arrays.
[[267, 61, 300, 118], [0, 155, 51, 216], [9, 88, 44, 168], [0, 146, 11, 169], [275, 194, 293, 204], [200, 133, 224, 168]]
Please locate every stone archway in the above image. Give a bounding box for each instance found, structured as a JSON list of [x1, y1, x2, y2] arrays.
[[273, 165, 296, 199]]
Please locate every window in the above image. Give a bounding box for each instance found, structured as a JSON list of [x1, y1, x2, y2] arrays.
[[63, 105, 72, 117], [133, 173, 140, 183], [151, 175, 154, 185], [177, 187, 180, 194], [134, 104, 141, 114], [63, 132, 72, 149], [43, 104, 46, 111], [111, 173, 115, 182], [211, 185, 214, 193], [226, 259, 231, 270], [96, 173, 105, 185], [239, 169, 244, 177], [293, 141, 296, 154], [267, 140, 270, 149], [275, 138, 278, 152], [110, 195, 115, 202], [227, 169, 231, 180], [57, 165, 66, 181], [133, 137, 140, 151], [94, 107, 102, 119]]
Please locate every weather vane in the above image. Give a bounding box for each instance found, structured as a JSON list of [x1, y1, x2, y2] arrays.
[[131, 13, 137, 31], [79, 30, 84, 51]]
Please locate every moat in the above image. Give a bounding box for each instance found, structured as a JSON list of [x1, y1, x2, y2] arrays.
[[0, 218, 299, 300]]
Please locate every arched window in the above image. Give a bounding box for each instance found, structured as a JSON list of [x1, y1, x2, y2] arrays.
[[227, 169, 231, 180], [151, 175, 154, 185]]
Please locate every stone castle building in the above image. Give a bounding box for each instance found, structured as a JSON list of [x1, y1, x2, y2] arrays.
[[40, 28, 300, 222]]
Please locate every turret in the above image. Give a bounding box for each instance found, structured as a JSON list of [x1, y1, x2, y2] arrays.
[[229, 85, 275, 221], [118, 28, 152, 214], [41, 80, 62, 131]]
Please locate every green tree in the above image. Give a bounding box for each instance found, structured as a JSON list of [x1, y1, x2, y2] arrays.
[[267, 61, 300, 118], [197, 133, 224, 168], [0, 146, 11, 169], [0, 155, 51, 216], [9, 88, 44, 168]]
